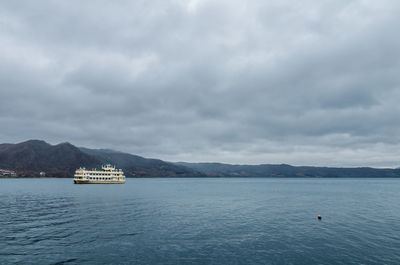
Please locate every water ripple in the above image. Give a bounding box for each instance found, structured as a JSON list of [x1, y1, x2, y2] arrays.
[[1, 178, 400, 264]]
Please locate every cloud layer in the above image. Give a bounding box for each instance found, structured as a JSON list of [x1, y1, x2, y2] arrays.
[[1, 0, 400, 167]]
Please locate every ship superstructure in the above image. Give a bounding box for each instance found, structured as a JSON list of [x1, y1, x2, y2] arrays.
[[74, 163, 126, 184]]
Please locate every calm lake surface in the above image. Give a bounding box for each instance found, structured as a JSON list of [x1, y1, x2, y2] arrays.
[[1, 178, 399, 265]]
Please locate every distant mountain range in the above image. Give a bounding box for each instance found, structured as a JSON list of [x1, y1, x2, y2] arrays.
[[177, 162, 400, 178], [0, 140, 400, 178], [0, 140, 204, 178]]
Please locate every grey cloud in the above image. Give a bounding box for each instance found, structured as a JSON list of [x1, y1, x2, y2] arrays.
[[1, 0, 400, 167]]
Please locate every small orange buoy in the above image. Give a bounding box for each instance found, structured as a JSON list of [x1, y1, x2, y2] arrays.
[[317, 215, 322, 220]]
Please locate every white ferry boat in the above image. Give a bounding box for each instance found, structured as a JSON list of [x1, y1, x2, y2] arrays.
[[74, 163, 126, 184]]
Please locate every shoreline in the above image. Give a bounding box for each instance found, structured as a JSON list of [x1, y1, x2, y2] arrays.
[[2, 176, 400, 179]]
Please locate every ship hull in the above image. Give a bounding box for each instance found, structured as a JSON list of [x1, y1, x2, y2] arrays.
[[74, 180, 126, 184]]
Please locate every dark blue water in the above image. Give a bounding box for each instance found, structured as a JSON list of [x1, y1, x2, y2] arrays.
[[1, 178, 400, 265]]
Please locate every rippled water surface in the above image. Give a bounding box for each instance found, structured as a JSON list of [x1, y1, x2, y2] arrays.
[[1, 178, 400, 264]]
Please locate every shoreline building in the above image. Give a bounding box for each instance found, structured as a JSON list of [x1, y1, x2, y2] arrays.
[[0, 169, 17, 177]]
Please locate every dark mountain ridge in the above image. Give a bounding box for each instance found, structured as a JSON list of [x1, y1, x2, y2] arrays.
[[0, 140, 99, 177], [0, 140, 204, 178]]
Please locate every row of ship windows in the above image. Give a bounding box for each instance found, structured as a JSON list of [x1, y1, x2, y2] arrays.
[[83, 173, 121, 176], [89, 177, 116, 180]]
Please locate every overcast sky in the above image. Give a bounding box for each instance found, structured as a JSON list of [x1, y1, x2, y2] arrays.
[[1, 0, 400, 167]]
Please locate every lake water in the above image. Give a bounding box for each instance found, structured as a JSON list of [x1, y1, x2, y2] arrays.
[[1, 178, 400, 265]]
